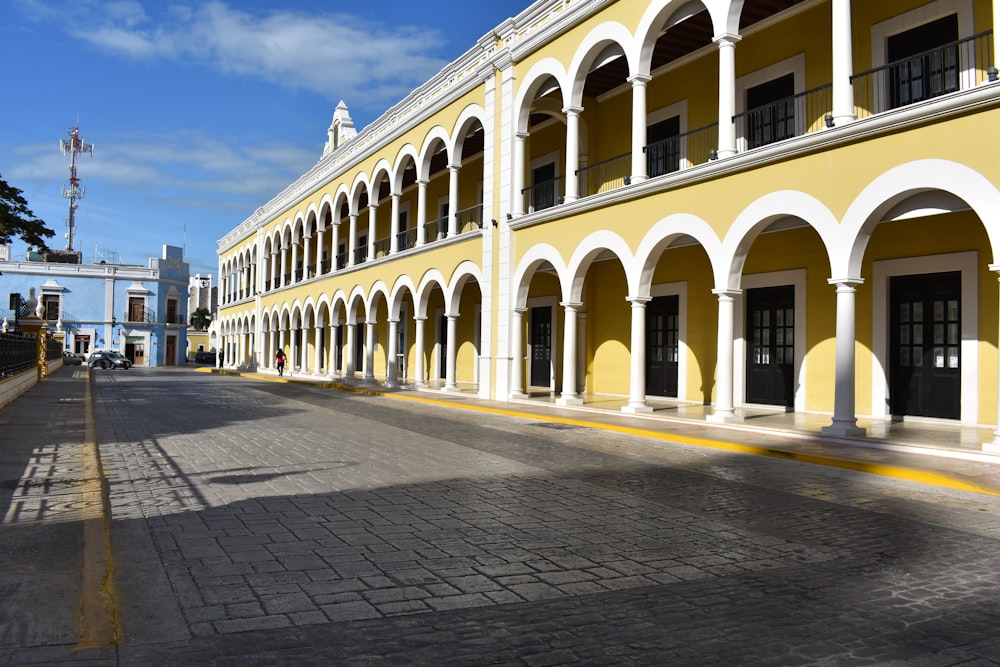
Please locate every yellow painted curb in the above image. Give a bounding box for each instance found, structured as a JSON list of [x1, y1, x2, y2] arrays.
[[77, 370, 119, 649]]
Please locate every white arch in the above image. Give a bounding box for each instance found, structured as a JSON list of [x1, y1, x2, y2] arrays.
[[567, 22, 636, 107], [720, 190, 840, 290], [635, 213, 724, 296], [513, 58, 569, 133], [511, 243, 570, 308], [566, 230, 635, 301], [841, 159, 1000, 277]]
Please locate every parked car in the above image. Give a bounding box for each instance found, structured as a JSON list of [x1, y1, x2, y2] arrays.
[[194, 350, 218, 364], [62, 350, 82, 365], [89, 351, 132, 370]]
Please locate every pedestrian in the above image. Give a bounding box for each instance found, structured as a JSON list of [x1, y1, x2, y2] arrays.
[[275, 348, 286, 376]]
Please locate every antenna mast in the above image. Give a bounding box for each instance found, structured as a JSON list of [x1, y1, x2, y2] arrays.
[[60, 125, 94, 252]]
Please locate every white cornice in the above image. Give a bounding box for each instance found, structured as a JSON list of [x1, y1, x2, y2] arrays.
[[219, 0, 611, 253]]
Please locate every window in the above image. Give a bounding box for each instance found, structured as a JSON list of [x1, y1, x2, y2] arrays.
[[746, 74, 795, 149], [887, 14, 959, 108], [42, 295, 60, 321], [166, 298, 179, 324], [647, 117, 680, 177], [128, 297, 145, 322], [531, 162, 557, 212]]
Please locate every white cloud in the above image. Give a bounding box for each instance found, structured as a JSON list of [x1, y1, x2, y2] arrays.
[[53, 1, 447, 109]]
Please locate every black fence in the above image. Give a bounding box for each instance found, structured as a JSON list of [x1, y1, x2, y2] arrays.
[[0, 332, 38, 377]]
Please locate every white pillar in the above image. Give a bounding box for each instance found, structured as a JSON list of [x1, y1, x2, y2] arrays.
[[444, 314, 459, 392], [270, 251, 277, 290], [623, 297, 653, 413], [364, 321, 375, 381], [345, 323, 356, 377], [279, 243, 288, 287], [715, 34, 740, 158], [316, 226, 326, 274], [390, 193, 401, 254], [386, 318, 399, 387], [557, 302, 583, 405], [291, 241, 299, 283], [331, 222, 341, 271], [831, 0, 856, 126], [622, 296, 653, 413], [313, 321, 323, 375], [302, 234, 312, 280], [416, 180, 428, 246], [414, 316, 427, 387], [448, 166, 460, 237], [512, 133, 527, 216], [822, 279, 867, 437], [367, 204, 377, 260], [330, 324, 339, 376], [629, 75, 650, 184], [983, 266, 1000, 452], [707, 289, 742, 422], [994, 0, 1000, 80], [510, 308, 527, 398], [348, 214, 358, 267], [563, 107, 582, 202]]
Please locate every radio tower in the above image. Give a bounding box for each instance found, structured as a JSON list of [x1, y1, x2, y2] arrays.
[[60, 125, 94, 252]]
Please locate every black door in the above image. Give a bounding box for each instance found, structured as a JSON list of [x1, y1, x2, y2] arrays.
[[890, 272, 961, 419], [354, 324, 364, 375], [646, 295, 679, 397], [746, 73, 795, 149], [646, 116, 680, 177], [887, 14, 959, 109], [531, 163, 556, 211], [746, 286, 795, 407], [530, 306, 552, 388]]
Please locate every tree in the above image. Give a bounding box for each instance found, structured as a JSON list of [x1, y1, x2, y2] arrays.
[[0, 174, 54, 250], [190, 307, 212, 331]]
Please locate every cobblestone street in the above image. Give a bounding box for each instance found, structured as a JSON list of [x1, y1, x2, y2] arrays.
[[3, 367, 1000, 665]]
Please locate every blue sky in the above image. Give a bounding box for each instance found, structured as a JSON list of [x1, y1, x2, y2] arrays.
[[0, 0, 527, 278]]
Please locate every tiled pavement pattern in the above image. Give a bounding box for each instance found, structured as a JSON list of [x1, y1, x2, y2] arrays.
[[65, 371, 1000, 663]]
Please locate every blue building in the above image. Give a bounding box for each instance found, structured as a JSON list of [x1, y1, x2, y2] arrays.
[[0, 245, 190, 366]]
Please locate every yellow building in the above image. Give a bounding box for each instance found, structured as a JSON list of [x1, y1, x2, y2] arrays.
[[217, 0, 1000, 453]]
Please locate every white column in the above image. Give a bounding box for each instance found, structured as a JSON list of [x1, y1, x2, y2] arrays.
[[994, 0, 1000, 80], [364, 321, 376, 381], [831, 0, 856, 126], [416, 180, 428, 246], [348, 214, 358, 267], [629, 75, 650, 184], [512, 133, 527, 216], [390, 193, 401, 254], [822, 279, 867, 437], [623, 297, 653, 413], [278, 329, 287, 366], [302, 234, 312, 279], [563, 107, 582, 202], [328, 324, 338, 376], [386, 318, 399, 387], [290, 241, 299, 283], [715, 34, 740, 158], [557, 302, 583, 405], [984, 266, 1000, 452], [444, 314, 459, 392], [279, 244, 288, 287], [345, 323, 356, 376], [367, 204, 377, 260], [291, 325, 301, 373], [316, 226, 326, 274], [448, 166, 460, 237], [707, 289, 742, 422], [313, 321, 323, 375], [414, 316, 427, 387], [510, 308, 527, 398], [331, 222, 341, 271]]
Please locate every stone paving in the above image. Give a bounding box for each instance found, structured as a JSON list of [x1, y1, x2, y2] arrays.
[[3, 367, 1000, 665]]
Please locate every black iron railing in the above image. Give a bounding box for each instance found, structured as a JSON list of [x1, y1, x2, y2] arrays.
[[852, 31, 994, 119], [577, 152, 631, 197]]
